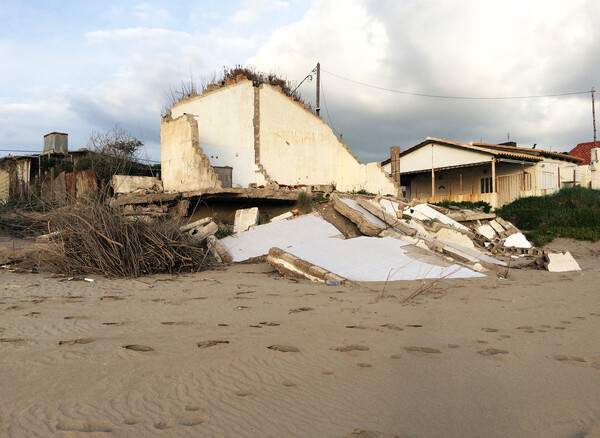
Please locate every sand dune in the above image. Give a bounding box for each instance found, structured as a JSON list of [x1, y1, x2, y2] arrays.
[[1, 240, 600, 437]]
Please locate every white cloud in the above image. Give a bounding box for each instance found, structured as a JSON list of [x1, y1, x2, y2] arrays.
[[230, 0, 289, 24]]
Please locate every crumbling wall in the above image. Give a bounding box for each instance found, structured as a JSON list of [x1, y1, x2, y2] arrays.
[[258, 84, 398, 195], [161, 113, 221, 192], [168, 80, 255, 187]]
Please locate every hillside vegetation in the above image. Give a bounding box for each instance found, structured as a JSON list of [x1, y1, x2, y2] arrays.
[[495, 186, 600, 246]]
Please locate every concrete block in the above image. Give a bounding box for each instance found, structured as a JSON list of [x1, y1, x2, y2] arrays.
[[477, 224, 497, 241], [266, 247, 346, 284], [181, 219, 218, 246], [545, 251, 581, 272], [489, 219, 505, 234], [271, 211, 293, 222], [234, 207, 259, 234], [206, 235, 233, 263], [332, 195, 385, 237], [503, 232, 532, 249]]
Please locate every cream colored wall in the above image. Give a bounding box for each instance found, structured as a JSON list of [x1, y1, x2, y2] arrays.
[[169, 81, 256, 187], [580, 165, 600, 189], [258, 84, 398, 195], [160, 114, 221, 192], [0, 169, 9, 201], [399, 144, 491, 173]]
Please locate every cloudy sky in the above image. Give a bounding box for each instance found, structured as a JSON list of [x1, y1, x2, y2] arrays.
[[1, 0, 598, 163]]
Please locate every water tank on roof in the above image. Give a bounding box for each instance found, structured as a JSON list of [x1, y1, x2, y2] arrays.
[[43, 132, 68, 153]]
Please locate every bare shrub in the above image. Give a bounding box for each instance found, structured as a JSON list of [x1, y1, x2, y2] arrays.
[[41, 204, 212, 277]]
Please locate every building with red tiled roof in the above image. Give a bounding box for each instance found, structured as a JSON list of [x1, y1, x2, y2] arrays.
[[569, 141, 599, 166]]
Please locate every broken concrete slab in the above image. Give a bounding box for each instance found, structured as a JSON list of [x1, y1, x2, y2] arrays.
[[271, 211, 293, 222], [445, 210, 496, 222], [545, 251, 581, 272], [489, 219, 506, 235], [206, 235, 233, 263], [180, 217, 218, 245], [477, 224, 497, 241], [267, 247, 346, 283], [503, 232, 532, 249], [377, 197, 408, 217], [332, 195, 387, 236], [356, 198, 417, 236], [403, 203, 469, 231], [233, 207, 259, 234], [111, 175, 163, 195], [434, 227, 475, 249], [220, 214, 342, 262], [284, 236, 484, 281]]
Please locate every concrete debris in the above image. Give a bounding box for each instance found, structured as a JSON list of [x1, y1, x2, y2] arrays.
[[545, 251, 581, 272], [221, 214, 341, 262], [403, 203, 470, 231], [111, 175, 163, 195], [180, 217, 218, 246], [282, 236, 484, 282], [356, 198, 417, 236], [332, 195, 386, 237], [206, 235, 233, 263], [445, 210, 496, 222], [477, 224, 497, 241], [503, 232, 532, 249], [271, 211, 294, 222], [267, 247, 346, 283], [233, 207, 259, 234]]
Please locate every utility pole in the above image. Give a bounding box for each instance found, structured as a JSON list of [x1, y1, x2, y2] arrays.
[[316, 62, 320, 117], [592, 87, 597, 150]]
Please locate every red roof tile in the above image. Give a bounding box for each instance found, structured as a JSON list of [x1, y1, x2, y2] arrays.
[[569, 142, 599, 165]]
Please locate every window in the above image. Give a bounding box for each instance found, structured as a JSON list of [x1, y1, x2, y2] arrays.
[[480, 177, 492, 193]]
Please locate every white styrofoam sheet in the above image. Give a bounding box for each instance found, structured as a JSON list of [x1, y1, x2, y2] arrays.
[[221, 214, 342, 262], [286, 236, 484, 281]]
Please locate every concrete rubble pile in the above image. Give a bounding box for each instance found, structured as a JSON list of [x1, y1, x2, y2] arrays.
[[208, 193, 581, 283]]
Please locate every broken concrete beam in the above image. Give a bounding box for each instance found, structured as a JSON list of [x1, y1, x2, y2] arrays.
[[234, 207, 259, 234], [267, 247, 347, 284], [545, 251, 581, 272], [206, 235, 233, 263], [180, 218, 218, 245], [445, 210, 497, 222], [356, 198, 417, 236], [377, 196, 408, 217], [434, 227, 475, 249], [331, 195, 385, 237], [494, 217, 520, 235], [271, 211, 293, 222], [403, 203, 470, 231]]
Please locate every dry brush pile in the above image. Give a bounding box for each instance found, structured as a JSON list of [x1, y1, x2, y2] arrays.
[[41, 204, 212, 277]]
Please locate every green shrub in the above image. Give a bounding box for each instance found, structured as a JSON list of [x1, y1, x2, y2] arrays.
[[433, 200, 492, 213], [296, 191, 313, 213]]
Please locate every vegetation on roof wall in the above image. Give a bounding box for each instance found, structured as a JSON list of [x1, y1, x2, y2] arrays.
[[432, 200, 492, 213], [495, 186, 600, 246], [163, 65, 308, 114]]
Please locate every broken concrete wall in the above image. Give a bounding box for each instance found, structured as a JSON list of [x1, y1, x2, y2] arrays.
[[258, 84, 399, 195], [160, 113, 222, 192], [111, 175, 163, 194], [168, 80, 256, 188]]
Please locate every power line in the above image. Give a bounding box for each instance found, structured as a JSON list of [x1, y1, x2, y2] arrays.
[[320, 79, 340, 136], [321, 68, 590, 100], [0, 149, 40, 153]]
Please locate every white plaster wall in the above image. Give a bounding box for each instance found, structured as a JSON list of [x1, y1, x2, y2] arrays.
[[169, 81, 255, 187], [258, 84, 397, 195], [399, 144, 491, 173], [579, 165, 600, 189]]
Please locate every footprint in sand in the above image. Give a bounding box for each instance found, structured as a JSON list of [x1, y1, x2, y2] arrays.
[[185, 405, 201, 411], [59, 338, 95, 346], [218, 323, 229, 327], [447, 344, 460, 349], [178, 412, 206, 426], [322, 370, 335, 375], [123, 417, 140, 425], [517, 326, 535, 333], [102, 322, 123, 326], [282, 380, 297, 387], [123, 344, 154, 352], [259, 322, 280, 326], [478, 348, 509, 356], [346, 428, 401, 437], [574, 316, 586, 320], [161, 321, 194, 326], [390, 354, 402, 359], [381, 324, 403, 331], [268, 344, 300, 352], [357, 363, 372, 368], [406, 324, 423, 328], [334, 345, 369, 352], [154, 419, 176, 430], [0, 337, 25, 343], [289, 307, 314, 314], [346, 325, 367, 329], [552, 355, 586, 363], [554, 326, 566, 330], [236, 390, 251, 397], [476, 340, 489, 344], [56, 420, 116, 432], [24, 311, 40, 317], [403, 346, 440, 354], [197, 340, 229, 348], [482, 328, 498, 333], [560, 321, 571, 324], [500, 335, 511, 339], [64, 316, 86, 320], [100, 295, 125, 301]]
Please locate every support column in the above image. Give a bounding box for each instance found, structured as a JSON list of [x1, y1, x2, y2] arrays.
[[491, 158, 496, 193]]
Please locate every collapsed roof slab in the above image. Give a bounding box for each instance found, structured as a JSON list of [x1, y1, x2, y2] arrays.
[[284, 236, 484, 282], [220, 214, 342, 262]]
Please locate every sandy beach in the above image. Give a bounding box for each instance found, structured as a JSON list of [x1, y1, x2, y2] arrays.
[[1, 238, 599, 437]]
